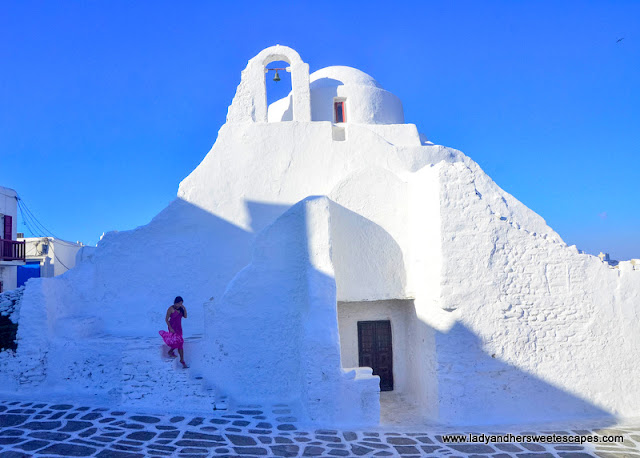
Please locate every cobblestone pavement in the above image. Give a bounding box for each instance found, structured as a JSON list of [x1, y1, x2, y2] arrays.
[[0, 400, 638, 457]]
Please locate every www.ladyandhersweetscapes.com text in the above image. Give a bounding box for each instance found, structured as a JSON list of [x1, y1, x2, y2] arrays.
[[441, 433, 624, 445]]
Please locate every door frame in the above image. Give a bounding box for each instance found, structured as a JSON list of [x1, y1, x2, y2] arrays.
[[357, 320, 394, 391]]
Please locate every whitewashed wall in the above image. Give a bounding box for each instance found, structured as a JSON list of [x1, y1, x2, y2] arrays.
[[0, 267, 17, 292], [435, 161, 640, 424], [50, 240, 82, 277]]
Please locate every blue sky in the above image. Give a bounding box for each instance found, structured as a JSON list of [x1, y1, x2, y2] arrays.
[[1, 1, 638, 259]]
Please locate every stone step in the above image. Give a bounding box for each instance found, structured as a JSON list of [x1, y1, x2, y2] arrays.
[[118, 337, 221, 413]]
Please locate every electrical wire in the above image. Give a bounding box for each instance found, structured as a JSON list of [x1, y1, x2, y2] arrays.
[[51, 248, 71, 271], [21, 208, 44, 237], [17, 198, 61, 239], [16, 200, 39, 235], [17, 197, 81, 246], [17, 201, 45, 237], [19, 198, 78, 248], [17, 202, 43, 237], [15, 196, 77, 270]]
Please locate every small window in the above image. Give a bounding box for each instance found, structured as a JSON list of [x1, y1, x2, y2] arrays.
[[334, 100, 346, 123]]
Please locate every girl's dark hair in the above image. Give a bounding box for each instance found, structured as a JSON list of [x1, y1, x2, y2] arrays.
[[174, 296, 185, 316]]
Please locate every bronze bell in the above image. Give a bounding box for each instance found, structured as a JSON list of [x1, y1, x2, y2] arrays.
[[273, 70, 281, 82]]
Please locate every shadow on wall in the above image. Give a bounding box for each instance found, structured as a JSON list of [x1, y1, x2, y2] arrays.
[[411, 315, 616, 426], [309, 79, 340, 122], [83, 197, 260, 336], [246, 200, 294, 235], [5, 197, 297, 386], [201, 196, 380, 426], [330, 203, 407, 300], [3, 196, 324, 404]]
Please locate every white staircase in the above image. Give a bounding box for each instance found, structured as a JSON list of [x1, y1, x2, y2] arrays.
[[119, 336, 227, 412]]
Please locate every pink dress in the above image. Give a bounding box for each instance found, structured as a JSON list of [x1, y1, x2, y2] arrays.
[[159, 309, 184, 350]]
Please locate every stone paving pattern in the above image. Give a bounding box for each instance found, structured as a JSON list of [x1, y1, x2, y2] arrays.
[[0, 400, 638, 457]]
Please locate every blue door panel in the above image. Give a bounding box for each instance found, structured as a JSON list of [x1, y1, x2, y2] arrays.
[[17, 261, 41, 287]]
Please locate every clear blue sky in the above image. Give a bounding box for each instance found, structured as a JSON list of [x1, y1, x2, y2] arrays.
[[1, 1, 638, 259]]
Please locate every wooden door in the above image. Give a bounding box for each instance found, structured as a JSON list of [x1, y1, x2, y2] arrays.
[[358, 320, 394, 391]]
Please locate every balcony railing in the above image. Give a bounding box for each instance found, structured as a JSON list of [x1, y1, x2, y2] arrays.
[[0, 239, 26, 262]]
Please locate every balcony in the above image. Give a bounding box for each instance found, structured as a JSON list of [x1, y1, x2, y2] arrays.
[[0, 239, 26, 262]]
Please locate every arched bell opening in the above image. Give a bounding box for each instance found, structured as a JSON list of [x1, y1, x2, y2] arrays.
[[265, 60, 293, 122], [234, 45, 311, 122], [226, 46, 311, 123]]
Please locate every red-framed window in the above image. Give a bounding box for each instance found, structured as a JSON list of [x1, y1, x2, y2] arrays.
[[334, 101, 346, 123]]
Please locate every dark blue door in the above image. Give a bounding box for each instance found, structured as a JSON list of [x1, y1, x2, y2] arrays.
[[17, 261, 41, 287]]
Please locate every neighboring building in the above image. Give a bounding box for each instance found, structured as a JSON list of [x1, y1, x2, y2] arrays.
[[0, 186, 25, 292], [2, 46, 639, 427], [16, 237, 84, 287], [597, 252, 639, 270]]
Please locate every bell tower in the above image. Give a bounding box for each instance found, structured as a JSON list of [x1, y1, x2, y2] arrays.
[[227, 45, 311, 123]]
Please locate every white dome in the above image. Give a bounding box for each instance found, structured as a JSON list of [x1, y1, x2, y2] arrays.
[[309, 66, 383, 90], [268, 66, 404, 125]]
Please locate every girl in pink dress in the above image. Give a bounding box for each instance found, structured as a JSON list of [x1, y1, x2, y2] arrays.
[[159, 296, 188, 367]]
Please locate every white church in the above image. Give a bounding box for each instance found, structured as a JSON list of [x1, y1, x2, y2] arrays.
[[1, 46, 639, 427]]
